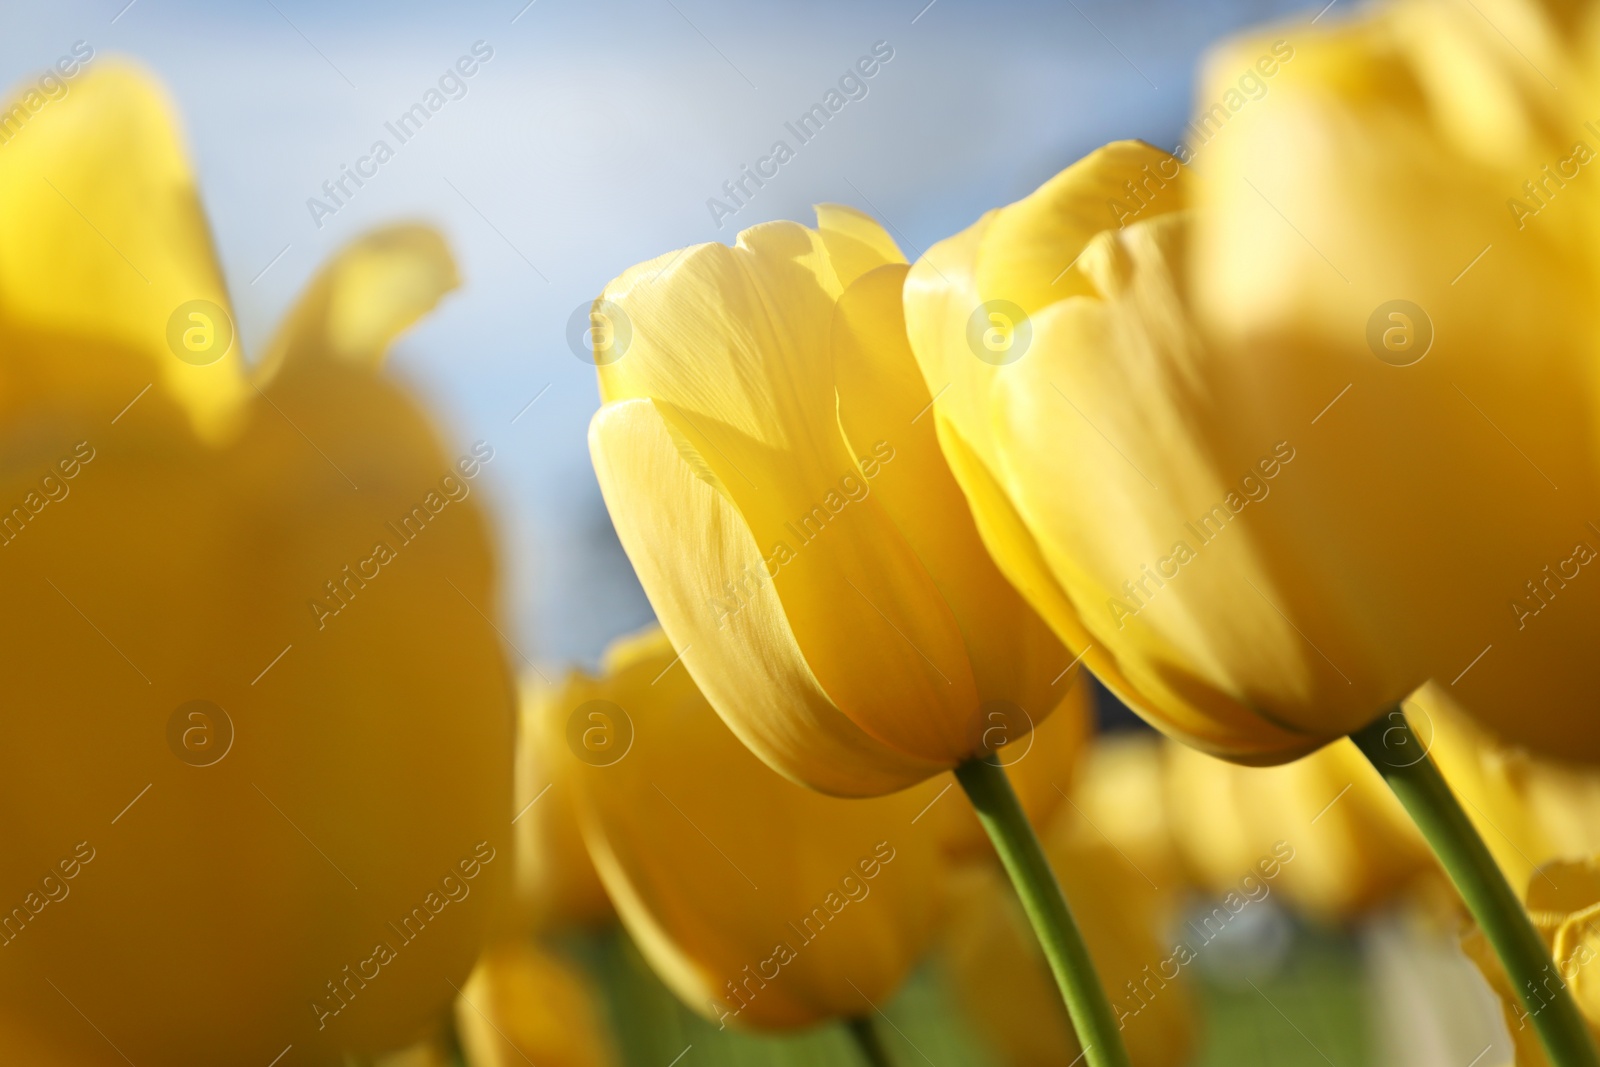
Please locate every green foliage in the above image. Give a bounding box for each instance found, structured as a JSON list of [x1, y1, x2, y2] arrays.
[[554, 918, 1370, 1067], [1192, 924, 1370, 1067]]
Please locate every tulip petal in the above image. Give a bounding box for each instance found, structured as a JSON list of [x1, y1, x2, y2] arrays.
[[589, 397, 947, 795], [832, 262, 1073, 737], [906, 149, 1337, 761], [507, 675, 614, 936], [990, 218, 1383, 744], [814, 202, 906, 285], [0, 62, 246, 440], [976, 140, 1184, 316], [257, 224, 459, 379], [456, 944, 616, 1067]]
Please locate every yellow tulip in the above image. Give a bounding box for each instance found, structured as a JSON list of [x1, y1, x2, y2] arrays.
[[1067, 732, 1186, 894], [941, 807, 1194, 1066], [1463, 857, 1600, 1066], [905, 115, 1600, 768], [1420, 683, 1600, 897], [550, 625, 943, 1030], [905, 139, 1387, 761], [505, 674, 614, 936], [1165, 736, 1435, 921], [1186, 0, 1600, 762], [376, 1038, 456, 1067], [587, 206, 1077, 796], [0, 65, 512, 1065], [455, 943, 618, 1067]]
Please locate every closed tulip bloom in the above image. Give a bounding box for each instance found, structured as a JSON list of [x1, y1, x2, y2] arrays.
[[1188, 0, 1600, 761], [455, 944, 618, 1067], [504, 674, 614, 936], [905, 139, 1390, 762], [0, 65, 512, 1065], [588, 206, 1076, 796], [552, 626, 943, 1030], [1463, 857, 1600, 1066]]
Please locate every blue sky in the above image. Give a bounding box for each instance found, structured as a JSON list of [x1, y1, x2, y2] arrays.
[[3, 0, 1315, 668]]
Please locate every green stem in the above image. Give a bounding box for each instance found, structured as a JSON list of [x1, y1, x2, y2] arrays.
[[1351, 708, 1600, 1067], [846, 1015, 894, 1067], [954, 757, 1131, 1067]]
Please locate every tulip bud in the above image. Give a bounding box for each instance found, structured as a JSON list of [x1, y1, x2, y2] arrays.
[[455, 944, 618, 1067], [588, 206, 1078, 795], [550, 626, 944, 1030], [906, 140, 1395, 762], [1070, 731, 1187, 894]]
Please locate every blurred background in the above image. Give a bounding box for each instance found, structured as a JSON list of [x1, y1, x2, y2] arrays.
[[2, 0, 1309, 669], [9, 2, 1519, 1064]]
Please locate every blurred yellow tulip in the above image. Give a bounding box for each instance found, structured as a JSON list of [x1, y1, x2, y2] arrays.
[[375, 1038, 456, 1067], [1464, 857, 1600, 1066], [1165, 736, 1436, 921], [504, 674, 614, 937], [941, 812, 1194, 1066], [587, 206, 1077, 796], [1187, 0, 1600, 762], [1420, 684, 1600, 897], [1068, 732, 1186, 894], [455, 943, 617, 1067], [550, 626, 943, 1030], [0, 65, 512, 1065]]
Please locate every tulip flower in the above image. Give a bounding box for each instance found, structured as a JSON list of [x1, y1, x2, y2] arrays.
[[904, 138, 1375, 762], [587, 206, 1075, 798], [545, 625, 942, 1034], [0, 65, 512, 1065], [455, 944, 618, 1067], [1186, 0, 1600, 766], [1463, 857, 1600, 1067], [587, 208, 1126, 1063]]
